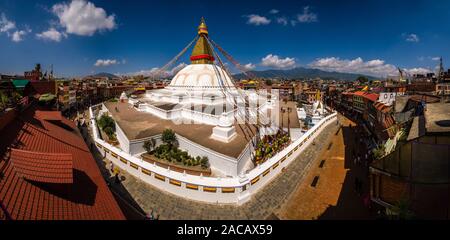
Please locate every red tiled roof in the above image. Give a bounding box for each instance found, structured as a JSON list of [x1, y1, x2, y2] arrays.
[[353, 91, 366, 96], [374, 102, 391, 113], [10, 149, 73, 184], [363, 93, 379, 102], [0, 106, 125, 220]]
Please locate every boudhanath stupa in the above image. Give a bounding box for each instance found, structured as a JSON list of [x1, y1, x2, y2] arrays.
[[97, 18, 303, 177]]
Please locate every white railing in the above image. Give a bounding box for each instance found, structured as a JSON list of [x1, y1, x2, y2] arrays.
[[90, 104, 337, 204]]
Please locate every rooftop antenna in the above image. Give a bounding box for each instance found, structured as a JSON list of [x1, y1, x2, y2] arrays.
[[50, 64, 54, 80], [439, 57, 445, 103], [438, 57, 444, 83]]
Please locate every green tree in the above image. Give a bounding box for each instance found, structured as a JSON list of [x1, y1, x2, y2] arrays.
[[143, 138, 156, 153], [200, 156, 209, 169], [161, 129, 177, 147], [372, 145, 385, 160], [98, 114, 115, 132], [0, 91, 9, 110], [104, 126, 114, 137], [391, 198, 414, 220]]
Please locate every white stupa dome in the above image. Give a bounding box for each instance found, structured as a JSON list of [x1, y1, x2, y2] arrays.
[[168, 64, 236, 90], [120, 92, 128, 100]]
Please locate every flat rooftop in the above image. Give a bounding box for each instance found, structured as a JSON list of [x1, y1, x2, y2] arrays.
[[425, 103, 450, 133], [104, 102, 257, 158]]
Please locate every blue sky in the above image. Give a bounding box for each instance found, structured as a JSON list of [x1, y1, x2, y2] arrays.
[[0, 0, 449, 77]]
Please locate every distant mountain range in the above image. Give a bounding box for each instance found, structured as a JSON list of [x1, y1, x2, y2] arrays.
[[233, 67, 377, 81], [87, 67, 377, 82]]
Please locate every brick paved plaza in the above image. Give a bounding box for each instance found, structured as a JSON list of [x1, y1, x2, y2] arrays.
[[276, 115, 373, 219]]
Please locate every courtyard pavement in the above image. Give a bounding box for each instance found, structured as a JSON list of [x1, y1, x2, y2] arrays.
[[276, 115, 373, 219]]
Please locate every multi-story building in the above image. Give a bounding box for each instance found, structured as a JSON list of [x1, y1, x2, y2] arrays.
[[370, 102, 450, 219], [352, 91, 365, 114]]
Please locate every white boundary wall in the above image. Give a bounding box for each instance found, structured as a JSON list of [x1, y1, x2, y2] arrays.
[[90, 105, 337, 205]]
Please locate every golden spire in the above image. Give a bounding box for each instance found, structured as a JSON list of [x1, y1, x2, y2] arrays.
[[190, 17, 214, 64], [316, 90, 321, 101], [198, 17, 208, 35]]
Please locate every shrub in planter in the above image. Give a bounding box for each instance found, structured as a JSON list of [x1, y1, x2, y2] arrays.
[[143, 139, 156, 153], [98, 114, 115, 132], [104, 126, 114, 138], [162, 129, 177, 146], [200, 156, 209, 169]]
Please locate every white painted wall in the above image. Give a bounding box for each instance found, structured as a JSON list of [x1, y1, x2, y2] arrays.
[[90, 104, 337, 205]]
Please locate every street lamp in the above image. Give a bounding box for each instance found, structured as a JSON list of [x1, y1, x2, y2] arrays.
[[287, 107, 292, 135], [280, 107, 286, 132]]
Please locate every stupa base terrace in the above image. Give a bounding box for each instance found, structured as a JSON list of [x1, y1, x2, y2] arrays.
[[89, 103, 336, 204]]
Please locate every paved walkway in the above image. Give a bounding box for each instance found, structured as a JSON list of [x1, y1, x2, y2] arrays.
[[276, 115, 373, 219], [83, 113, 339, 219]]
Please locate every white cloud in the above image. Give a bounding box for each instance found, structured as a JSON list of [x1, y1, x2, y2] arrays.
[[405, 33, 419, 42], [308, 57, 433, 77], [52, 0, 116, 36], [404, 68, 432, 75], [309, 57, 396, 76], [11, 30, 26, 42], [95, 59, 119, 67], [431, 57, 440, 61], [297, 6, 318, 23], [0, 13, 29, 42], [0, 13, 16, 33], [276, 17, 288, 26], [11, 28, 31, 42], [269, 9, 279, 14], [36, 28, 66, 42], [245, 14, 271, 26], [261, 54, 296, 69], [170, 63, 187, 75], [290, 20, 297, 26]]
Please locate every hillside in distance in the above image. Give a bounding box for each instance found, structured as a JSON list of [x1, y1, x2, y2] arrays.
[[233, 67, 377, 81]]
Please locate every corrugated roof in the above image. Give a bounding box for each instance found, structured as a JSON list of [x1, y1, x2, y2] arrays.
[[374, 102, 391, 113], [12, 79, 29, 88], [0, 106, 125, 220]]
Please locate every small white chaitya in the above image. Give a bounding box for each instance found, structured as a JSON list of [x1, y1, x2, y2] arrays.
[[305, 90, 328, 127], [119, 92, 128, 103], [211, 113, 237, 142]]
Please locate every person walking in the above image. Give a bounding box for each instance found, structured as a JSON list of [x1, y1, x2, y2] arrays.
[[114, 172, 120, 184], [145, 209, 154, 220]]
